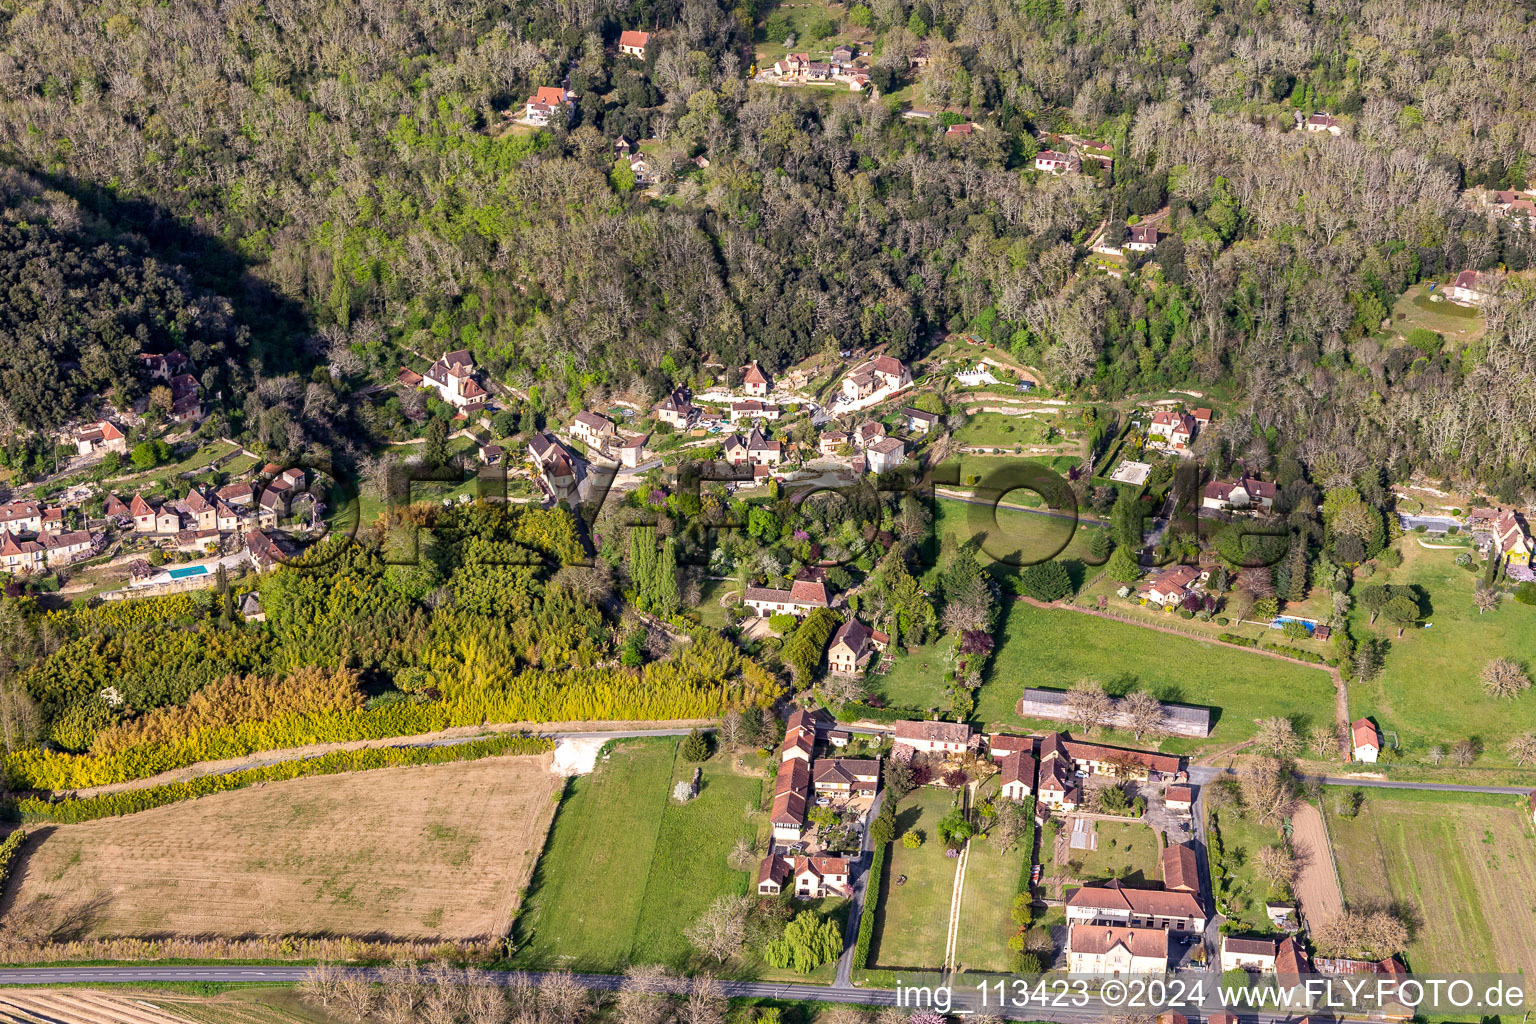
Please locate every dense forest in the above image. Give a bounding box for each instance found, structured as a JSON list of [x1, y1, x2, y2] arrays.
[[1, 0, 1535, 493]]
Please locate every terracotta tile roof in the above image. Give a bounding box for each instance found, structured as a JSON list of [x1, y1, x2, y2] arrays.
[[988, 733, 1034, 758], [757, 854, 789, 888], [618, 29, 650, 47], [1350, 717, 1379, 749], [1071, 923, 1167, 959], [1161, 842, 1199, 892], [1224, 936, 1277, 956], [893, 719, 972, 745], [1165, 784, 1194, 803], [1059, 735, 1183, 774], [1275, 936, 1313, 978], [1065, 880, 1203, 920], [743, 362, 769, 385], [1000, 752, 1035, 789]]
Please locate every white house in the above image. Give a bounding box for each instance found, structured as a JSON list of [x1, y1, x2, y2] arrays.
[[422, 350, 488, 411], [1305, 112, 1342, 135], [1221, 936, 1279, 973], [892, 719, 972, 755], [75, 420, 127, 457], [1201, 474, 1276, 511], [618, 29, 650, 57], [1126, 224, 1158, 252], [1066, 924, 1168, 975], [1449, 269, 1495, 306], [523, 86, 572, 127], [743, 362, 771, 397], [1351, 717, 1381, 763], [743, 579, 829, 617], [865, 436, 906, 474]]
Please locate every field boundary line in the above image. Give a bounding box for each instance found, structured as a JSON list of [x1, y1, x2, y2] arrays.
[[1313, 796, 1346, 912]]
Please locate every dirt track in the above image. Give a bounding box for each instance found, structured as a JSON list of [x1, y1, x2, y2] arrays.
[[1290, 801, 1343, 929]]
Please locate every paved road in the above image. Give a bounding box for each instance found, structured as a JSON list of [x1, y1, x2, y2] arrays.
[[1305, 775, 1531, 795], [0, 965, 1319, 1022], [833, 789, 885, 988]]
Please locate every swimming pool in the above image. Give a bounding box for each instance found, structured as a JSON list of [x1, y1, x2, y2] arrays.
[[166, 565, 211, 580], [1270, 615, 1316, 633]]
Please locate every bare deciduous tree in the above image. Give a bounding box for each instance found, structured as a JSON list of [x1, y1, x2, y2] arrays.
[[1066, 678, 1113, 733], [684, 894, 753, 964], [1509, 733, 1536, 767], [1122, 691, 1164, 740], [1240, 755, 1295, 825], [1255, 716, 1300, 755], [1481, 657, 1530, 699], [617, 963, 679, 1024], [298, 962, 342, 1011], [678, 976, 727, 1024]]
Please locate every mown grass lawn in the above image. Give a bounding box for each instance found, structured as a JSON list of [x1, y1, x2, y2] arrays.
[[1061, 819, 1162, 887], [870, 786, 963, 971], [975, 601, 1338, 756], [952, 804, 1028, 974], [1347, 541, 1536, 765], [953, 412, 1059, 449], [1326, 787, 1536, 977], [930, 496, 1104, 576], [513, 738, 759, 971], [1206, 803, 1283, 935]]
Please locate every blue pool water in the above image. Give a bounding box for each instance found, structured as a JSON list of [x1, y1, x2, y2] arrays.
[[167, 565, 211, 579], [1271, 615, 1315, 633]]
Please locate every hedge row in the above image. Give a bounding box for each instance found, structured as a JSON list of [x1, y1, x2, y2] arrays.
[[1218, 633, 1258, 648], [4, 735, 553, 825], [1015, 796, 1038, 898], [852, 840, 888, 969], [1259, 642, 1327, 664], [0, 827, 26, 898], [834, 701, 921, 725]]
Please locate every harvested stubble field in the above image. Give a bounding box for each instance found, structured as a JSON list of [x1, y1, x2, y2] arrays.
[[2, 755, 562, 942]]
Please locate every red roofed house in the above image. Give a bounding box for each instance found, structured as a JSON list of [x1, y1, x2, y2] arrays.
[[1351, 717, 1381, 763], [618, 30, 650, 57], [1161, 841, 1199, 893], [770, 757, 812, 841], [743, 578, 829, 617], [743, 361, 771, 397], [75, 420, 127, 457], [794, 856, 850, 897], [841, 355, 912, 401], [826, 618, 888, 675], [1065, 878, 1206, 933], [1202, 473, 1276, 511], [892, 719, 973, 755], [1148, 409, 1197, 450], [422, 349, 487, 411], [1449, 269, 1495, 305], [129, 494, 156, 533], [1066, 923, 1168, 974], [1164, 784, 1194, 814], [0, 500, 43, 536], [1000, 752, 1036, 802], [523, 86, 572, 127], [1492, 510, 1531, 570], [1143, 565, 1202, 607], [0, 532, 45, 573], [1305, 112, 1342, 135]]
